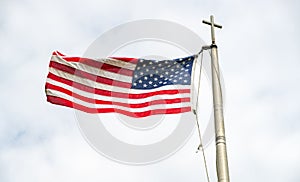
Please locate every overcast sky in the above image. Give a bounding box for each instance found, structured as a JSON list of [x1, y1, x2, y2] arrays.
[[1, 0, 300, 182]]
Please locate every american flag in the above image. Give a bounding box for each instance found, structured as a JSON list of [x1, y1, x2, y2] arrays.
[[45, 51, 196, 118]]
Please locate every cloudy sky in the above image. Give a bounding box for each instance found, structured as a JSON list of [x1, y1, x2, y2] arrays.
[[1, 0, 300, 181]]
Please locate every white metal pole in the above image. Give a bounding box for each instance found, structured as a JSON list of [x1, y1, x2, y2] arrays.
[[203, 15, 230, 182]]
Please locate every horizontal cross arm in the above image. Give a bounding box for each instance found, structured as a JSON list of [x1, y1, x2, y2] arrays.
[[202, 20, 222, 29]]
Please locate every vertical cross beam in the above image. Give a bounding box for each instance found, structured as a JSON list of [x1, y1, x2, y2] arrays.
[[202, 15, 222, 45]]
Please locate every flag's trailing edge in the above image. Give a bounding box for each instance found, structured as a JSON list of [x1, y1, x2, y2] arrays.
[[45, 51, 196, 118]]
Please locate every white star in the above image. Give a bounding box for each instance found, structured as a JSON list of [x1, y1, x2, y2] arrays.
[[160, 75, 164, 78], [133, 83, 137, 86], [170, 75, 174, 77], [140, 59, 144, 62], [149, 62, 153, 65], [154, 78, 158, 81], [149, 81, 153, 84], [161, 67, 165, 70], [146, 68, 149, 72], [137, 67, 141, 70], [165, 72, 169, 75], [186, 64, 190, 67], [158, 63, 162, 67], [139, 80, 143, 83], [144, 77, 148, 80], [155, 70, 159, 74], [184, 74, 189, 77], [149, 74, 153, 77], [153, 84, 158, 87], [159, 81, 163, 84], [163, 82, 167, 84], [173, 80, 177, 83], [176, 65, 180, 68], [143, 84, 147, 87], [134, 74, 138, 78], [185, 69, 189, 72], [143, 64, 146, 67], [175, 71, 179, 74], [179, 77, 183, 80], [171, 68, 174, 72], [152, 66, 156, 69], [140, 72, 144, 75], [183, 80, 188, 83], [180, 72, 184, 75]]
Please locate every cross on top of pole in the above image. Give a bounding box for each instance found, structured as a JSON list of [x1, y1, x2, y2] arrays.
[[202, 15, 222, 45]]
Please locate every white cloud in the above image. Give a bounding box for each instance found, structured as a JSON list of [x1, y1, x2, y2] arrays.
[[1, 0, 300, 181]]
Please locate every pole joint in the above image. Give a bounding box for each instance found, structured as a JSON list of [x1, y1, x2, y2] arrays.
[[211, 44, 218, 49]]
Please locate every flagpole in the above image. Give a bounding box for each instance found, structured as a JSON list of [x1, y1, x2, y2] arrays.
[[203, 15, 230, 182]]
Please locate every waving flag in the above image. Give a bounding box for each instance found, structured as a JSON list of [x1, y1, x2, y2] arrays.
[[45, 51, 195, 117]]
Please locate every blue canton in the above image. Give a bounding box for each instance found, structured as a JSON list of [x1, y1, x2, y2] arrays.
[[131, 56, 195, 89]]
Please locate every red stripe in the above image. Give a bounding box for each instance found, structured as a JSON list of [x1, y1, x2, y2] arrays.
[[54, 57, 134, 76], [49, 61, 132, 88], [63, 56, 138, 64], [46, 82, 190, 108], [97, 63, 133, 76], [52, 51, 138, 64], [47, 73, 190, 99], [52, 51, 65, 56], [47, 95, 191, 117]]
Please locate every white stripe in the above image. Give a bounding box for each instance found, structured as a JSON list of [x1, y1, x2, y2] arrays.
[[56, 55, 137, 70], [95, 58, 136, 70], [46, 89, 191, 112], [49, 67, 132, 93], [129, 84, 191, 94], [52, 55, 133, 83], [46, 78, 191, 104]]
